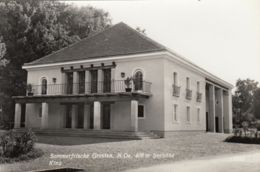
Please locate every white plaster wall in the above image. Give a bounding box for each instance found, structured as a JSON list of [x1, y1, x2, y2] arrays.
[[113, 57, 165, 131], [111, 101, 131, 131], [27, 67, 62, 95], [25, 102, 64, 129], [163, 58, 206, 131], [25, 103, 41, 128], [48, 103, 64, 129], [25, 54, 165, 131]]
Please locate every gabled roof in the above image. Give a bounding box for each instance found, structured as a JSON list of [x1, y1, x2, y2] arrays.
[[24, 22, 166, 66]]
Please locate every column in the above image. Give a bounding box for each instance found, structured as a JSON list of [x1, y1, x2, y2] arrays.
[[14, 103, 22, 128], [24, 104, 28, 128], [227, 90, 233, 133], [216, 88, 224, 133], [85, 70, 90, 94], [219, 89, 224, 133], [84, 104, 91, 129], [93, 101, 101, 129], [97, 70, 103, 93], [71, 104, 78, 129], [61, 72, 67, 94], [73, 71, 79, 94], [111, 68, 115, 93], [130, 100, 138, 132], [209, 85, 215, 132], [224, 90, 233, 133], [41, 102, 49, 129]]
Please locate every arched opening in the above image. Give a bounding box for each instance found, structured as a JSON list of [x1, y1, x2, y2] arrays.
[[134, 71, 143, 91], [41, 78, 47, 95]]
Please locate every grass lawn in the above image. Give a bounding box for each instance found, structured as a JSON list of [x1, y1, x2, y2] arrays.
[[1, 132, 260, 172]]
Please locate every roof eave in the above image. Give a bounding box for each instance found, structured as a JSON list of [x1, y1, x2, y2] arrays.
[[165, 50, 233, 89]]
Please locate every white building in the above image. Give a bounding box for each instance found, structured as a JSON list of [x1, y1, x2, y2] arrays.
[[13, 22, 233, 138]]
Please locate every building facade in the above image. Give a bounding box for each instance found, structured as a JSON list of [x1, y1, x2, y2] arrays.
[[13, 22, 233, 137]]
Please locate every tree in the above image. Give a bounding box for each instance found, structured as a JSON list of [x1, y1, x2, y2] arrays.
[[232, 78, 258, 125], [253, 88, 260, 119], [233, 79, 258, 113], [0, 0, 111, 128], [136, 26, 146, 34]]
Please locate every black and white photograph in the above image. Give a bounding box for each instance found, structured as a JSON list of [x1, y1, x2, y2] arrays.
[[0, 0, 260, 172]]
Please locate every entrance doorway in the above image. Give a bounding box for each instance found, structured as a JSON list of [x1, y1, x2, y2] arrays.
[[65, 105, 72, 128], [77, 104, 84, 128], [89, 104, 94, 129], [206, 112, 209, 131], [215, 117, 219, 132], [102, 104, 111, 129]]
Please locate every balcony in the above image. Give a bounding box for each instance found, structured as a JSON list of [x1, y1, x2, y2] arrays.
[[26, 80, 152, 96], [172, 85, 181, 97], [186, 89, 192, 100], [196, 92, 202, 102]]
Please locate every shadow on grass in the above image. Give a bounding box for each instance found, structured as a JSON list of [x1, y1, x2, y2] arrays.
[[36, 135, 135, 146]]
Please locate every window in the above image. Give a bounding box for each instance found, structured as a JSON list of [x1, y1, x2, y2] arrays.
[[103, 68, 111, 93], [197, 81, 200, 92], [78, 71, 85, 94], [138, 105, 145, 118], [186, 77, 190, 89], [173, 72, 180, 97], [186, 106, 190, 122], [173, 72, 178, 85], [134, 71, 143, 91], [197, 108, 200, 122], [41, 78, 47, 95], [90, 70, 98, 93], [66, 72, 73, 94], [173, 104, 178, 122]]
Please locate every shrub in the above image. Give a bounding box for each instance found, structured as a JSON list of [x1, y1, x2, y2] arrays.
[[0, 129, 37, 158], [0, 148, 43, 163], [225, 136, 260, 144]]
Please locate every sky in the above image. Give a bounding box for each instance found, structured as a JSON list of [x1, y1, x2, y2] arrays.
[[65, 0, 260, 86]]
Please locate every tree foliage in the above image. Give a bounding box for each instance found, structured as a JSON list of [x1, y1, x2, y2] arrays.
[[0, 0, 111, 128], [232, 78, 259, 125], [232, 78, 258, 113], [136, 26, 146, 34], [253, 88, 260, 119]]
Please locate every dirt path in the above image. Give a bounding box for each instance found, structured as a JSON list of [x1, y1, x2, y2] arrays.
[[125, 150, 260, 172]]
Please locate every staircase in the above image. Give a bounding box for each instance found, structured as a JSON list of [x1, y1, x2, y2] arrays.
[[14, 128, 160, 140]]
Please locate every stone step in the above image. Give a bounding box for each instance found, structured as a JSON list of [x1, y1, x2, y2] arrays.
[[13, 128, 160, 139]]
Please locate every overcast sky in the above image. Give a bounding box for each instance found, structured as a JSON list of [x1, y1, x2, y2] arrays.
[[65, 0, 260, 86]]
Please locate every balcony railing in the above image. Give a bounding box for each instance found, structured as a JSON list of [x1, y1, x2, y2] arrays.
[[172, 85, 181, 97], [196, 92, 202, 102], [186, 89, 192, 100], [26, 80, 152, 96]]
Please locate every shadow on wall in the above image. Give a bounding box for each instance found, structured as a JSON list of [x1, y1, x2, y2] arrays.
[[36, 135, 134, 146]]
